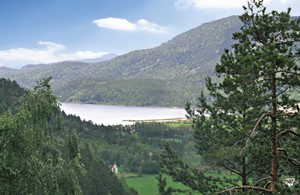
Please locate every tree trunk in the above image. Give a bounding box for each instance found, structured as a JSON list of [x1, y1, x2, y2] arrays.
[[242, 156, 247, 186], [270, 73, 278, 192]]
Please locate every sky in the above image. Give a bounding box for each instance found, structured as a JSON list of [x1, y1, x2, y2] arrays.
[[0, 0, 299, 68]]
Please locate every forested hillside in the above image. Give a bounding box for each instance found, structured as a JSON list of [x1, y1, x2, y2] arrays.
[[0, 78, 202, 194], [0, 78, 136, 194], [1, 16, 242, 106], [0, 78, 26, 113]]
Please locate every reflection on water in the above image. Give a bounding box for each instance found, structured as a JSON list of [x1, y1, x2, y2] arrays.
[[60, 103, 187, 125]]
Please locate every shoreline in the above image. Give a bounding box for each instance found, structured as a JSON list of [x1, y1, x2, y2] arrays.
[[123, 117, 187, 123]]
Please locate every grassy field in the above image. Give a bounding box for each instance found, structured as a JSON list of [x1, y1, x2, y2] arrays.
[[125, 173, 240, 195], [125, 175, 193, 195]]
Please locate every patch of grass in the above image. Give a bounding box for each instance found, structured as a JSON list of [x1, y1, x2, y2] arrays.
[[165, 121, 192, 128], [125, 173, 241, 195], [125, 175, 192, 195]]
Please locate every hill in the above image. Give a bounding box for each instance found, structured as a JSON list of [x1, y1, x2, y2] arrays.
[[77, 53, 117, 63], [1, 16, 242, 106], [0, 78, 139, 194], [0, 77, 199, 194]]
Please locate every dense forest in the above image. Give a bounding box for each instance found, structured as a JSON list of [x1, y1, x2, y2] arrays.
[[0, 78, 27, 114], [0, 78, 137, 194], [63, 113, 198, 175], [0, 78, 202, 194]]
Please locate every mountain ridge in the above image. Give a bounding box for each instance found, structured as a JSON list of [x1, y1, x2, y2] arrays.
[[1, 16, 243, 106]]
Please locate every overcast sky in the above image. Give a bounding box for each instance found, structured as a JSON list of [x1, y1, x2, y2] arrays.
[[0, 0, 299, 68]]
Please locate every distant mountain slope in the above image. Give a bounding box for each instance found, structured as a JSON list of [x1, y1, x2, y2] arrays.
[[1, 16, 243, 106], [78, 53, 117, 63], [0, 67, 18, 77]]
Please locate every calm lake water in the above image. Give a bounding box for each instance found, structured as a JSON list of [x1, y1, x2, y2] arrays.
[[60, 103, 187, 125]]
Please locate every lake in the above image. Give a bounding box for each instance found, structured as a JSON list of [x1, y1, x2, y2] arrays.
[[60, 103, 187, 125]]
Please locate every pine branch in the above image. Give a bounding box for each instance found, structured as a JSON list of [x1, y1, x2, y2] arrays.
[[275, 70, 300, 76], [250, 112, 270, 138], [247, 1, 267, 46], [278, 129, 300, 138], [233, 138, 247, 146], [217, 161, 241, 176], [216, 185, 272, 194], [242, 112, 270, 150], [226, 159, 241, 170], [277, 77, 300, 88], [275, 40, 300, 46], [199, 173, 238, 187], [278, 148, 300, 167], [253, 176, 270, 186], [281, 155, 300, 167], [276, 87, 289, 97], [246, 169, 254, 177]]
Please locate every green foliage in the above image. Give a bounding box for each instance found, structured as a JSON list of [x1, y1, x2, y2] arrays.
[[79, 143, 136, 195], [60, 133, 85, 195], [0, 78, 84, 194], [0, 78, 136, 194], [63, 114, 197, 175], [161, 0, 300, 194], [0, 78, 26, 114]]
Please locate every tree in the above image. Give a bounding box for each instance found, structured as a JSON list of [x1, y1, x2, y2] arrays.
[[0, 78, 84, 194], [60, 133, 85, 195], [79, 143, 136, 195], [161, 0, 300, 193], [234, 1, 300, 192], [0, 78, 26, 114]]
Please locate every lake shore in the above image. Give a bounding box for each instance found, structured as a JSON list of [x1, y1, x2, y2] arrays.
[[60, 102, 187, 126]]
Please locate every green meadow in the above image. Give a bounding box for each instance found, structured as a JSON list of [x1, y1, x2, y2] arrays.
[[126, 175, 193, 195], [125, 173, 240, 195]]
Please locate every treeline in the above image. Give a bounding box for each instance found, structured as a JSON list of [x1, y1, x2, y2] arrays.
[[55, 77, 202, 107]]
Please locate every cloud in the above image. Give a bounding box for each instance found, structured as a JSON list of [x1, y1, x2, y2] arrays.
[[93, 17, 136, 31], [175, 0, 271, 9], [0, 41, 109, 68], [93, 17, 167, 33]]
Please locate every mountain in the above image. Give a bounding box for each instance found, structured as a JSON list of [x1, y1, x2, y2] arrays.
[[0, 67, 18, 77], [0, 54, 117, 77], [77, 53, 117, 63], [1, 16, 243, 106]]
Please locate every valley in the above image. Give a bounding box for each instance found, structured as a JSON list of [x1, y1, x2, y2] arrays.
[[1, 1, 299, 193]]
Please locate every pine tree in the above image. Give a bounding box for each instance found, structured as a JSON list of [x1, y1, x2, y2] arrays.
[[161, 0, 300, 193]]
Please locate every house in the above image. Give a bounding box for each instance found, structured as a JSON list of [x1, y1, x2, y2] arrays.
[[111, 163, 118, 175], [284, 177, 297, 187]]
